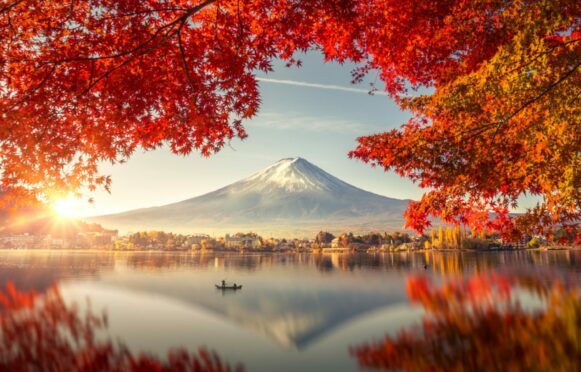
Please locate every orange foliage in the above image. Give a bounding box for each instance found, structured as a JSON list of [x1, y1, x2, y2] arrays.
[[348, 0, 580, 239]]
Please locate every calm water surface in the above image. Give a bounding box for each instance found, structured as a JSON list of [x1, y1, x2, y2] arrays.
[[0, 250, 579, 371]]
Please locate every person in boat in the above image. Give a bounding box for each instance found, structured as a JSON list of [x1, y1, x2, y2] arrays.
[[221, 279, 226, 288]]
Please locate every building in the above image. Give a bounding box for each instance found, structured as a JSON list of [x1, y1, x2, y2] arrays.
[[187, 234, 210, 246], [331, 237, 341, 248], [80, 230, 118, 247], [0, 233, 37, 249], [224, 234, 262, 249]]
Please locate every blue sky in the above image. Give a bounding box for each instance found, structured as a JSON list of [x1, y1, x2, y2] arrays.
[[70, 51, 534, 217]]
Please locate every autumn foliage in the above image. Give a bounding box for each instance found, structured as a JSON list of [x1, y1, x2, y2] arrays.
[[0, 1, 579, 238], [347, 0, 580, 239], [0, 281, 242, 371], [351, 273, 581, 371]]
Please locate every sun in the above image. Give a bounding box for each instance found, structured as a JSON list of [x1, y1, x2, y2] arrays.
[[51, 195, 83, 218]]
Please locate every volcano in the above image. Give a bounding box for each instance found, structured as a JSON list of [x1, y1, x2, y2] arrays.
[[88, 157, 410, 236]]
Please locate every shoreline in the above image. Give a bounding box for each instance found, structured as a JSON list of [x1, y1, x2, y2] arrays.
[[0, 246, 578, 254]]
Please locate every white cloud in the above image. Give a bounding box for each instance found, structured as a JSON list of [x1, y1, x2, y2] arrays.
[[249, 112, 368, 134], [256, 77, 388, 96]]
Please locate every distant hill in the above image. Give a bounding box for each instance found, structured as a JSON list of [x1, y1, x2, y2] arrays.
[[88, 158, 411, 237]]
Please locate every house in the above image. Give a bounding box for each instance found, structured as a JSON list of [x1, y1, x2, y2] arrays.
[[330, 237, 341, 248], [224, 234, 262, 249], [0, 233, 37, 249]]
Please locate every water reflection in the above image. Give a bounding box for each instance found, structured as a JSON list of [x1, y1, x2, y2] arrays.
[[351, 273, 581, 371], [0, 250, 577, 371], [0, 281, 242, 371], [36, 250, 574, 275]]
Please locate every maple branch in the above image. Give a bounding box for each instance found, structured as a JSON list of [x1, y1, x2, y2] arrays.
[[457, 60, 581, 145], [93, 7, 191, 22], [177, 19, 196, 89], [83, 0, 216, 93], [1, 64, 57, 113], [5, 8, 16, 34], [0, 0, 25, 15], [503, 38, 581, 78], [79, 0, 216, 94], [485, 60, 581, 154], [7, 0, 218, 101], [8, 0, 216, 64], [495, 61, 580, 128], [56, 19, 185, 63], [214, 2, 221, 38], [237, 0, 243, 48], [78, 30, 178, 97], [5, 19, 176, 64], [81, 60, 96, 127]]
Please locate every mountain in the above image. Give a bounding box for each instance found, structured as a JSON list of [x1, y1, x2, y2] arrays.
[[88, 157, 410, 236]]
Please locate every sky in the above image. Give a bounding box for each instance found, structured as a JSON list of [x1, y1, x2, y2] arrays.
[[66, 51, 535, 218]]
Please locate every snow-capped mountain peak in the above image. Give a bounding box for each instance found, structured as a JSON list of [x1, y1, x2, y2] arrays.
[[239, 157, 356, 193], [89, 157, 410, 236]]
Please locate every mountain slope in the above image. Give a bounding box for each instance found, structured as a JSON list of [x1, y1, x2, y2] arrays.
[[88, 158, 410, 236]]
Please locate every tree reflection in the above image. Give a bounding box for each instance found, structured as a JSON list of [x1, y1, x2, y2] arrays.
[[0, 282, 242, 371], [351, 273, 580, 371]]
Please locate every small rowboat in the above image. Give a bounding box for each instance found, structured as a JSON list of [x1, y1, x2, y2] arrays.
[[215, 284, 243, 290]]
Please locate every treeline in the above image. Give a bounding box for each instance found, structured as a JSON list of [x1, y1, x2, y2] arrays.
[[349, 232, 411, 246], [424, 225, 579, 249], [117, 231, 202, 250], [313, 231, 412, 248], [426, 226, 465, 249], [424, 226, 497, 250]]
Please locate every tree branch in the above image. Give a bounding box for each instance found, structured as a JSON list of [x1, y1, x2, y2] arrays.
[[6, 0, 218, 101], [7, 0, 217, 64], [77, 0, 217, 94], [485, 61, 581, 155], [177, 19, 196, 89], [1, 64, 57, 113], [0, 0, 25, 15]]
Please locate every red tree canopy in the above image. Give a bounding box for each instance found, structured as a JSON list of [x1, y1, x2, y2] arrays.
[[0, 0, 579, 239]]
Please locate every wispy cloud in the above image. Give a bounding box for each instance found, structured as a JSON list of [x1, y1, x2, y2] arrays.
[[256, 77, 388, 96], [249, 112, 368, 134]]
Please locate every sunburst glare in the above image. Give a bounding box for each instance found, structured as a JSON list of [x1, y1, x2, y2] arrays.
[[51, 195, 84, 219]]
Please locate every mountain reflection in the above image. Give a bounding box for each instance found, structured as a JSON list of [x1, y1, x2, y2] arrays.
[[0, 282, 242, 372], [351, 272, 581, 371]]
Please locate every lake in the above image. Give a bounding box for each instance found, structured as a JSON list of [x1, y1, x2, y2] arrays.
[[0, 250, 579, 371]]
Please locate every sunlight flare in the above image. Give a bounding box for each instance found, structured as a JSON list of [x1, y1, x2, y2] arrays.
[[51, 195, 84, 219]]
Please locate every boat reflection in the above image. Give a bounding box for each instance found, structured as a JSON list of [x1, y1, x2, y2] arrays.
[[0, 282, 242, 371], [351, 272, 581, 371]]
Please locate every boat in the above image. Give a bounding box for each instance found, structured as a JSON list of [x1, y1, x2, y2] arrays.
[[215, 284, 243, 290]]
